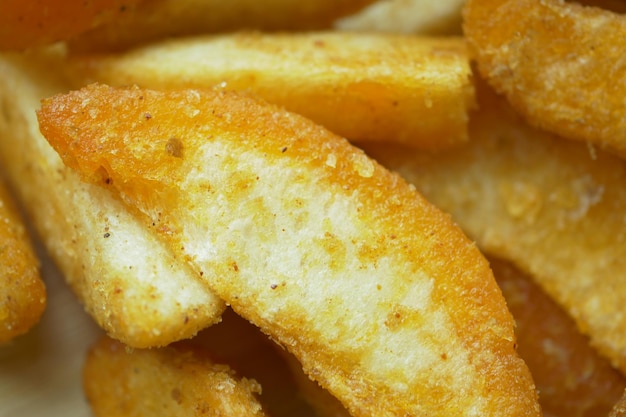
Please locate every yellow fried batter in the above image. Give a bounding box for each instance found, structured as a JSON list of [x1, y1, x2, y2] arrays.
[[0, 51, 224, 348], [84, 336, 267, 417], [39, 83, 540, 417], [463, 0, 626, 157], [0, 179, 45, 343], [361, 81, 626, 378]]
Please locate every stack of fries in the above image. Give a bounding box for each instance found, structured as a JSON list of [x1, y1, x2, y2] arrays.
[[1, 0, 626, 416]]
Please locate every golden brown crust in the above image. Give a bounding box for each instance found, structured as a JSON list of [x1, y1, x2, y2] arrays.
[[83, 336, 267, 417], [0, 179, 45, 343], [362, 81, 626, 379], [463, 0, 626, 157], [39, 83, 540, 416], [0, 52, 224, 348]]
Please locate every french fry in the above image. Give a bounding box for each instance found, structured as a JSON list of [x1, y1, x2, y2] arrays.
[[66, 32, 474, 150], [68, 0, 377, 52], [83, 336, 267, 417], [490, 257, 626, 417], [0, 50, 224, 348], [38, 83, 541, 417], [0, 178, 45, 343], [0, 0, 144, 51], [335, 0, 464, 35], [361, 80, 626, 377]]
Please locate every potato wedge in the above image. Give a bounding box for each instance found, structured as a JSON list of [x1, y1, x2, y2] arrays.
[[84, 336, 267, 417], [68, 0, 376, 52], [491, 257, 626, 417], [361, 80, 626, 376], [0, 178, 45, 343], [463, 0, 626, 157], [0, 0, 143, 51], [0, 50, 224, 348], [39, 83, 540, 417], [67, 32, 474, 150]]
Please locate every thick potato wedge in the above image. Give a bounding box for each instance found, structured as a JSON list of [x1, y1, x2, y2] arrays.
[[84, 336, 267, 417], [335, 0, 464, 35], [39, 83, 540, 417], [361, 81, 626, 377], [0, 178, 45, 343], [463, 0, 626, 157], [67, 32, 474, 150], [68, 0, 376, 52], [491, 258, 626, 417], [0, 50, 224, 348], [0, 0, 143, 51]]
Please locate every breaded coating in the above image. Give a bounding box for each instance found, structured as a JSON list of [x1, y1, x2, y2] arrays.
[[0, 51, 224, 348], [83, 336, 267, 417], [66, 32, 474, 150], [39, 83, 540, 417], [0, 179, 45, 343], [491, 258, 626, 417], [463, 0, 626, 157], [361, 82, 626, 377]]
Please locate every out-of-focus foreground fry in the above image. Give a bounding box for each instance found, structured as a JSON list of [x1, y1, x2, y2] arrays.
[[0, 50, 224, 348], [0, 0, 144, 51], [84, 336, 267, 417], [361, 82, 626, 377], [463, 0, 626, 157], [490, 257, 626, 417], [335, 0, 464, 35], [0, 178, 45, 343], [67, 32, 474, 150], [38, 83, 541, 417], [67, 0, 377, 52]]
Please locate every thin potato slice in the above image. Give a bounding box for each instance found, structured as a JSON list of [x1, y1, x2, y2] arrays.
[[67, 32, 474, 150], [463, 0, 626, 156], [0, 50, 224, 348], [0, 178, 45, 343], [0, 0, 143, 51], [490, 257, 626, 417], [361, 81, 626, 376], [83, 336, 267, 417], [68, 0, 376, 52], [39, 84, 540, 417]]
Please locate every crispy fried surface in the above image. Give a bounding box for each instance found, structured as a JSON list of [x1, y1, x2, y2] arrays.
[[0, 0, 143, 51], [68, 0, 376, 52], [610, 391, 626, 417], [0, 51, 224, 348], [491, 257, 626, 417], [67, 32, 474, 150], [39, 83, 540, 417], [463, 0, 626, 156], [361, 82, 626, 377], [0, 179, 45, 343], [83, 336, 267, 417]]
